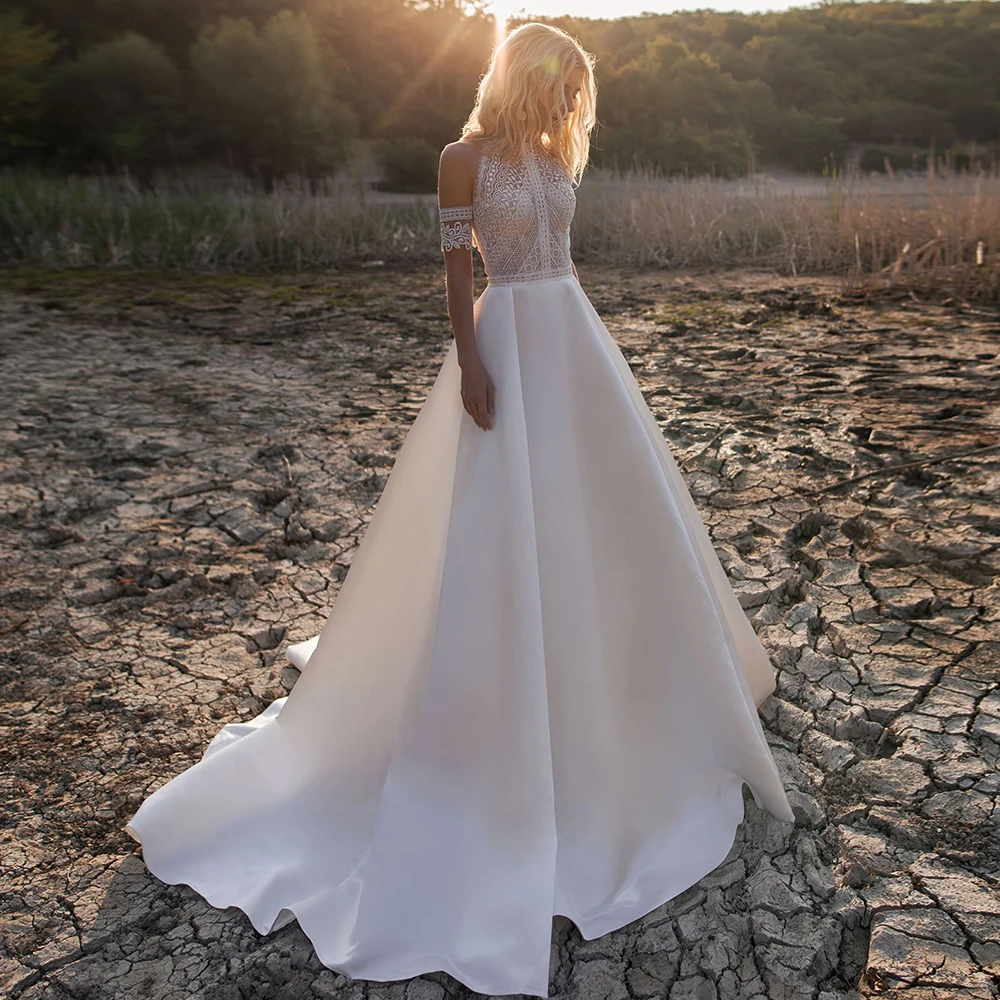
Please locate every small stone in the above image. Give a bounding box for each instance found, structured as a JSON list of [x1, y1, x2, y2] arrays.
[[309, 517, 344, 543], [831, 705, 883, 744], [843, 863, 875, 889], [253, 565, 280, 585], [294, 541, 333, 565], [284, 517, 313, 544], [215, 505, 274, 544], [246, 626, 286, 651], [786, 789, 825, 827]]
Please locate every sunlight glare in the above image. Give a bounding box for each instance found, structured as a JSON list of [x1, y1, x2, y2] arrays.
[[488, 1, 526, 43]]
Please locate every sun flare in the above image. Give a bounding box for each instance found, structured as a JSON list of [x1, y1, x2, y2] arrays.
[[487, 0, 526, 42]]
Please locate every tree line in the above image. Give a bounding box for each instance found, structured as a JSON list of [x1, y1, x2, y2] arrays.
[[1, 0, 998, 185]]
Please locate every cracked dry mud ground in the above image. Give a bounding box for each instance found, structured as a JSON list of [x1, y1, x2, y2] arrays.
[[1, 264, 998, 1000]]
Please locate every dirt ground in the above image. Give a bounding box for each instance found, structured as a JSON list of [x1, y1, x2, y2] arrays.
[[1, 263, 998, 1000]]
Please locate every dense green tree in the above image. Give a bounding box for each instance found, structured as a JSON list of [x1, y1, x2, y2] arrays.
[[301, 0, 492, 149], [190, 10, 356, 179], [8, 0, 1000, 178], [0, 10, 58, 160], [15, 0, 295, 58], [597, 37, 765, 175], [45, 31, 181, 173], [753, 106, 847, 172]]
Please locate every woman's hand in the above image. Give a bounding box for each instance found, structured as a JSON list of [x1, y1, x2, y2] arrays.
[[460, 354, 495, 430]]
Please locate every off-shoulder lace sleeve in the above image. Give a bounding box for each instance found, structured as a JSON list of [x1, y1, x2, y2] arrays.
[[439, 205, 473, 252]]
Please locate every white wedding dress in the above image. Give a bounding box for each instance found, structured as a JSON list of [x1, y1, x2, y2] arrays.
[[126, 140, 795, 998]]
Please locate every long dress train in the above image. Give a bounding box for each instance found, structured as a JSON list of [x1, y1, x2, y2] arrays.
[[125, 140, 795, 998]]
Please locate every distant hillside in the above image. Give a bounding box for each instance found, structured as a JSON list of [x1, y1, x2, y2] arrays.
[[2, 0, 997, 179]]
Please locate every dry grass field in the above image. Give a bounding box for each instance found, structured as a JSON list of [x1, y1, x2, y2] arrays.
[[2, 164, 998, 301]]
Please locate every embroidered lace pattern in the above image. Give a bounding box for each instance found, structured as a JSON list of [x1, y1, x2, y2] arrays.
[[437, 143, 576, 285], [473, 144, 576, 285], [439, 205, 473, 252]]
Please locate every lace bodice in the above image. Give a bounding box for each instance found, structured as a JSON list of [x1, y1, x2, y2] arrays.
[[439, 143, 576, 285]]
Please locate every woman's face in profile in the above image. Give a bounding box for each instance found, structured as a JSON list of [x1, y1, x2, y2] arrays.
[[538, 61, 584, 132]]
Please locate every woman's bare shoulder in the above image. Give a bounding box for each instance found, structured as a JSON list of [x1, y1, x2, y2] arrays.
[[438, 139, 486, 206], [439, 137, 486, 170]]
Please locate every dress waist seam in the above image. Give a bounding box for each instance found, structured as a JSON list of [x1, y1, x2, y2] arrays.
[[486, 268, 575, 287]]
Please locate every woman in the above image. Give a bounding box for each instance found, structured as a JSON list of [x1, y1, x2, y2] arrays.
[[126, 22, 795, 998]]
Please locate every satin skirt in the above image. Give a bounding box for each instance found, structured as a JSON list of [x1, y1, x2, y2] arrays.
[[126, 273, 795, 998]]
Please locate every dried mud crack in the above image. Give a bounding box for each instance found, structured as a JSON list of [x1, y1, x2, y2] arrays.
[[1, 265, 998, 1000]]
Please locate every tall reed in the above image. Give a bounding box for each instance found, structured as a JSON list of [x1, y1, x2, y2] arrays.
[[0, 170, 439, 271], [574, 162, 1000, 300], [1, 162, 997, 300]]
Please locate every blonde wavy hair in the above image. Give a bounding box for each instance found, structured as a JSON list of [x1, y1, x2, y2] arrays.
[[461, 22, 597, 184]]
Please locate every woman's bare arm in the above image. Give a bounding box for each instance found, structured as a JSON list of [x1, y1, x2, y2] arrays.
[[438, 142, 494, 431]]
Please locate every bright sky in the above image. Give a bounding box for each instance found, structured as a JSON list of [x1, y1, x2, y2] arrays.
[[488, 0, 826, 17]]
